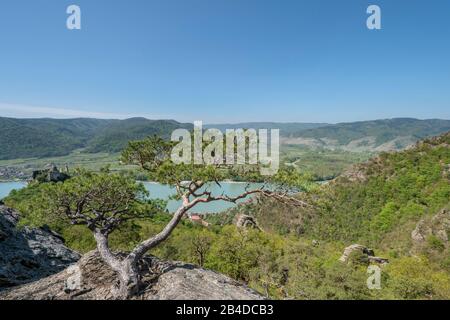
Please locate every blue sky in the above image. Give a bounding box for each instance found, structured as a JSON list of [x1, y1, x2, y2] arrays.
[[0, 0, 449, 123]]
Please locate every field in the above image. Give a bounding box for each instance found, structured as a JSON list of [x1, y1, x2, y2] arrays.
[[0, 145, 375, 182], [0, 149, 133, 181], [281, 145, 374, 180]]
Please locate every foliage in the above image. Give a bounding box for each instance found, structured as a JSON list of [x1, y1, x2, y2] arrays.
[[0, 117, 192, 160], [281, 144, 374, 180], [4, 169, 164, 233], [0, 117, 106, 159], [121, 135, 315, 192], [299, 133, 449, 248], [292, 118, 450, 146], [86, 118, 192, 153], [3, 131, 450, 300]]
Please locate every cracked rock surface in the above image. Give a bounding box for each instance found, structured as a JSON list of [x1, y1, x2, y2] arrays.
[[0, 206, 80, 290], [0, 250, 264, 300]]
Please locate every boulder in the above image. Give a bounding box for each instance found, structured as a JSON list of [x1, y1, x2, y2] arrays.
[[339, 244, 388, 265], [0, 250, 265, 300], [0, 206, 80, 289], [339, 244, 372, 262], [235, 214, 260, 229]]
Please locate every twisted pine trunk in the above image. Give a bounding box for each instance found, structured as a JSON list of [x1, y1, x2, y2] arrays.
[[93, 204, 189, 299], [117, 259, 140, 298], [93, 230, 139, 299]]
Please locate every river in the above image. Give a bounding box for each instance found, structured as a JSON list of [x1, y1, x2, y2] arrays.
[[0, 181, 27, 200], [0, 181, 263, 213]]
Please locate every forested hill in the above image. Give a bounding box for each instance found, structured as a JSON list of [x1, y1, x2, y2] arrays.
[[0, 117, 109, 159], [282, 118, 450, 151], [0, 117, 192, 160], [1, 117, 449, 159], [249, 130, 450, 250], [85, 118, 193, 153], [209, 131, 450, 299], [207, 118, 450, 152]]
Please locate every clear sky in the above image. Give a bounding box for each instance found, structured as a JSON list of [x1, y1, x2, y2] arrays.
[[0, 0, 449, 123]]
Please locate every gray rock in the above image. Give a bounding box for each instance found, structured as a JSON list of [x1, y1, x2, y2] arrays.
[[339, 244, 388, 265], [0, 229, 7, 242], [411, 209, 450, 246], [339, 244, 371, 262], [0, 206, 264, 300], [235, 214, 260, 230], [0, 250, 265, 300], [411, 220, 429, 243], [32, 164, 69, 183], [368, 256, 390, 264], [0, 206, 80, 290]]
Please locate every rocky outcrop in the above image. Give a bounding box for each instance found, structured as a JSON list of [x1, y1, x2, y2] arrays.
[[32, 164, 69, 183], [0, 206, 80, 289], [0, 250, 265, 300], [339, 166, 369, 183], [235, 214, 260, 230], [411, 209, 450, 246], [0, 205, 263, 300], [339, 244, 389, 265]]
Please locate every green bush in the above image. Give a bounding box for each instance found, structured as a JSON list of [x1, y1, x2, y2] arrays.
[[427, 235, 445, 252]]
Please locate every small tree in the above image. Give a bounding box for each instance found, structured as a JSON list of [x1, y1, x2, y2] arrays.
[[39, 169, 162, 297], [46, 137, 309, 298], [190, 229, 213, 267]]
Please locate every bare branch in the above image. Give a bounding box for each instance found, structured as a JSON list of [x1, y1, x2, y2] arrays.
[[128, 204, 190, 261], [189, 188, 309, 207]]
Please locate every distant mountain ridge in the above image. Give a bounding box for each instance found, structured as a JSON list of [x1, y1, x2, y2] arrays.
[[281, 118, 450, 152], [1, 117, 449, 160], [204, 122, 329, 136], [0, 117, 192, 160]]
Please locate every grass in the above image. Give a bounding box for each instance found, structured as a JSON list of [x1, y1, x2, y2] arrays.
[[0, 149, 133, 177], [1, 146, 375, 182], [281, 144, 374, 180]]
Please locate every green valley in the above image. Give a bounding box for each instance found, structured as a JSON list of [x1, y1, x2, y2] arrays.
[[0, 117, 192, 160], [3, 131, 449, 299]]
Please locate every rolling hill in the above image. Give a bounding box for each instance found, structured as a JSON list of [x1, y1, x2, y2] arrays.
[[204, 122, 329, 136], [243, 130, 450, 246], [1, 117, 449, 160], [85, 118, 193, 153], [282, 118, 450, 152], [210, 131, 450, 299], [0, 117, 192, 160], [206, 119, 450, 152], [0, 117, 109, 160]]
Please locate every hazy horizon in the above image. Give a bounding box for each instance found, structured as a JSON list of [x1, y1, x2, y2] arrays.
[[0, 110, 449, 126]]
